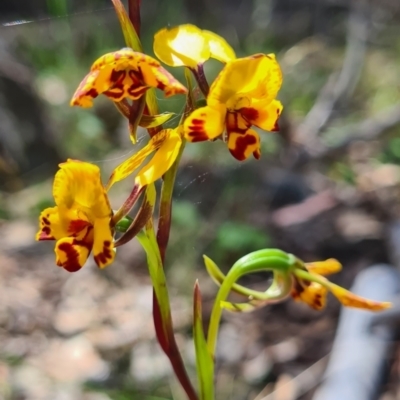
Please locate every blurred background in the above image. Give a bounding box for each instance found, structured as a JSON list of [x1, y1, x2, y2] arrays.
[[1, 0, 400, 399]]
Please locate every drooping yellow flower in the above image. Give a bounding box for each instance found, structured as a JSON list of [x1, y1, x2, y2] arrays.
[[36, 160, 114, 272], [291, 259, 390, 311], [70, 48, 187, 108], [107, 127, 182, 189], [154, 24, 236, 68], [204, 252, 390, 313], [184, 54, 283, 161]]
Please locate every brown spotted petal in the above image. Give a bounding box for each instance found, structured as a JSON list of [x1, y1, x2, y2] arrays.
[[54, 225, 94, 273], [71, 48, 187, 108], [92, 217, 115, 269], [227, 129, 261, 161], [291, 277, 328, 311], [55, 237, 91, 273], [36, 207, 65, 241]]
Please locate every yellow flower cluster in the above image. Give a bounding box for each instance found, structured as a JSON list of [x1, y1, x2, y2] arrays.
[[38, 24, 283, 272], [35, 20, 390, 314]]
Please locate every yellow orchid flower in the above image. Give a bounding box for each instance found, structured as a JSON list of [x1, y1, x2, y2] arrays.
[[291, 259, 390, 311], [36, 160, 115, 272], [154, 24, 236, 69], [184, 53, 283, 161], [70, 48, 187, 108], [204, 252, 390, 313], [107, 127, 182, 190]]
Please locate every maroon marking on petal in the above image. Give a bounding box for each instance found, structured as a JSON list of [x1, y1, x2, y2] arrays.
[[186, 121, 208, 141], [42, 217, 51, 225], [135, 66, 145, 82], [187, 131, 209, 142], [271, 121, 280, 132], [127, 85, 148, 99], [85, 88, 99, 99], [226, 111, 247, 134], [103, 87, 125, 100], [68, 219, 90, 234], [230, 134, 257, 161], [94, 240, 113, 267], [314, 294, 322, 308], [157, 81, 166, 91], [57, 242, 82, 273], [128, 70, 143, 85], [37, 227, 54, 241], [240, 107, 259, 123], [253, 148, 261, 160], [110, 69, 126, 84]]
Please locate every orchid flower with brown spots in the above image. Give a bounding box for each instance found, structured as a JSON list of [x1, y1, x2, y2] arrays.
[[36, 160, 114, 272], [204, 250, 391, 359], [183, 54, 283, 161], [70, 48, 187, 108]]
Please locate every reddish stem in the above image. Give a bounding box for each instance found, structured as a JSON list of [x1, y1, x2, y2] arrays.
[[128, 0, 141, 38], [191, 64, 210, 97], [157, 199, 172, 262]]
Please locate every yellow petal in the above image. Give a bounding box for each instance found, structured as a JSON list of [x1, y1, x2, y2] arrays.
[[135, 128, 182, 187], [55, 235, 91, 272], [54, 160, 112, 221], [246, 54, 283, 101], [154, 24, 210, 68], [139, 60, 188, 98], [329, 283, 391, 311], [306, 259, 342, 276], [36, 207, 66, 241], [208, 54, 283, 108], [107, 130, 170, 189], [227, 129, 261, 161], [240, 99, 283, 132], [202, 30, 236, 63], [184, 105, 226, 142], [70, 70, 101, 107], [139, 112, 175, 128], [92, 217, 115, 269]]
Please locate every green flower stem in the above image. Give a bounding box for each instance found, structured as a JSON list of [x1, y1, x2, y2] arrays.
[[138, 213, 198, 400], [207, 249, 296, 358], [293, 268, 333, 289], [150, 139, 199, 400]]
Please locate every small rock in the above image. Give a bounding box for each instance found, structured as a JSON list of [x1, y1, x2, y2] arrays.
[[130, 341, 171, 383], [53, 307, 97, 336], [242, 349, 272, 384], [216, 324, 245, 364], [12, 364, 53, 400], [268, 338, 300, 363], [336, 210, 382, 241], [32, 336, 109, 383]]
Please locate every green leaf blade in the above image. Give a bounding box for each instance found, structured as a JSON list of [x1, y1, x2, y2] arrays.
[[193, 281, 215, 400]]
